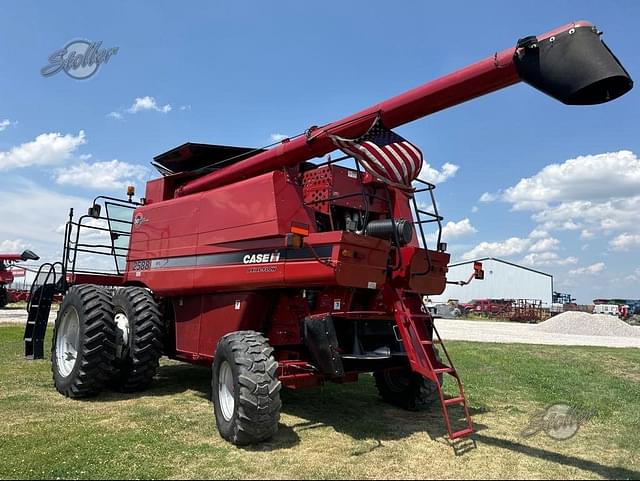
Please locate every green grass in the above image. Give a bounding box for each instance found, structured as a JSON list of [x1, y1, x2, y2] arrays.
[[0, 325, 639, 479]]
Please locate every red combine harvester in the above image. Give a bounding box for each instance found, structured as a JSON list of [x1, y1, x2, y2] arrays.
[[25, 21, 631, 445], [0, 250, 39, 308]]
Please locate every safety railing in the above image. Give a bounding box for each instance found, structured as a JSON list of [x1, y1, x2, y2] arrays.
[[61, 196, 139, 280]]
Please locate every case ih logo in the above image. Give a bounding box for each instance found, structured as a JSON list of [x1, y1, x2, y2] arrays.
[[243, 252, 281, 264]]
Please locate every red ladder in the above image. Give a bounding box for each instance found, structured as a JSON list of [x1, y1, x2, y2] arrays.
[[385, 287, 473, 440]]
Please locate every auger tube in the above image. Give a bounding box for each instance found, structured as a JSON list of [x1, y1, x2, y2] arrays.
[[176, 20, 632, 197]]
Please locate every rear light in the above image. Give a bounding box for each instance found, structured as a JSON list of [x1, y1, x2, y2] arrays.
[[290, 222, 310, 237]]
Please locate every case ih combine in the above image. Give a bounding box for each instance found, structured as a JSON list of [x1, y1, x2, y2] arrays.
[[24, 21, 631, 445]]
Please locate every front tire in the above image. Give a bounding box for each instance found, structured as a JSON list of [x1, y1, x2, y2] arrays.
[[51, 285, 116, 398], [110, 287, 164, 392], [212, 331, 281, 445]]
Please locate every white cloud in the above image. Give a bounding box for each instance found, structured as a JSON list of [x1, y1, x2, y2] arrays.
[[609, 233, 640, 251], [107, 111, 123, 120], [55, 159, 149, 190], [625, 267, 640, 282], [493, 151, 640, 239], [0, 239, 27, 253], [0, 119, 14, 131], [0, 179, 89, 244], [0, 131, 86, 171], [569, 262, 605, 275], [520, 252, 578, 267], [462, 237, 530, 260], [426, 218, 476, 244], [503, 150, 640, 210], [270, 133, 288, 142], [479, 192, 498, 203], [580, 229, 594, 240], [127, 96, 172, 114], [462, 231, 563, 263], [528, 237, 560, 253], [532, 198, 637, 232], [471, 206, 479, 213], [529, 228, 549, 239], [418, 162, 459, 184], [179, 105, 191, 111]]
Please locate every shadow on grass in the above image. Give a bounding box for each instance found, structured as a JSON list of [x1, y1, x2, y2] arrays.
[[94, 363, 213, 402], [91, 363, 490, 452], [477, 434, 640, 480], [279, 376, 489, 454]]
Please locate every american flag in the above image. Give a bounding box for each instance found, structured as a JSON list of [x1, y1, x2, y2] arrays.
[[329, 118, 423, 190]]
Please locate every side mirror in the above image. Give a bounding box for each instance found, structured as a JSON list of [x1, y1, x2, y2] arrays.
[[474, 261, 485, 280], [88, 204, 102, 218]]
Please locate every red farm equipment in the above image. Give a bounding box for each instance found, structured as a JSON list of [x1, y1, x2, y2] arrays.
[[24, 21, 632, 445], [0, 250, 39, 308]]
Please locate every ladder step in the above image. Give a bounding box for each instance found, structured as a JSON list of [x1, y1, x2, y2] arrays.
[[420, 340, 433, 345], [444, 396, 465, 406], [450, 428, 474, 440]]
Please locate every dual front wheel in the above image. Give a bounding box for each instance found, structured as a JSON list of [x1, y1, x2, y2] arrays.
[[52, 284, 164, 398], [52, 285, 282, 446]]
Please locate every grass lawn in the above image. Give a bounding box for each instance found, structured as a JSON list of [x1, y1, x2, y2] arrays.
[[0, 325, 639, 479]]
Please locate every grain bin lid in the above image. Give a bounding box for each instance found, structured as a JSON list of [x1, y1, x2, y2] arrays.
[[152, 142, 266, 175]]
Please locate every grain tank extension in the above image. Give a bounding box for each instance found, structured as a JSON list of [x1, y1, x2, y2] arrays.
[[26, 21, 631, 445]]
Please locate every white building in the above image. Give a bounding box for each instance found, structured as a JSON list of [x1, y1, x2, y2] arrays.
[[431, 257, 553, 307]]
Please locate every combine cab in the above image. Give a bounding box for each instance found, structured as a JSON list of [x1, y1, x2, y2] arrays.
[[27, 20, 632, 445]]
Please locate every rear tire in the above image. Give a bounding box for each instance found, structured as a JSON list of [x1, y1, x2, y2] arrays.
[[212, 331, 281, 445], [374, 367, 442, 410], [110, 287, 164, 392], [51, 285, 116, 398]]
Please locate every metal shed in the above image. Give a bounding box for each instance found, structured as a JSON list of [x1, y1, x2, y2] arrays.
[[432, 257, 553, 307]]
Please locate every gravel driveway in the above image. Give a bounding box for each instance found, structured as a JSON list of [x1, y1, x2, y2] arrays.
[[0, 309, 56, 324], [435, 318, 640, 348]]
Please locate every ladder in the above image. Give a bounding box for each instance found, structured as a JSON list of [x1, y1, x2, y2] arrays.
[[385, 286, 473, 440], [24, 263, 59, 360]]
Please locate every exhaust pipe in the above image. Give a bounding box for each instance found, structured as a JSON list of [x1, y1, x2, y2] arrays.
[[515, 24, 633, 105]]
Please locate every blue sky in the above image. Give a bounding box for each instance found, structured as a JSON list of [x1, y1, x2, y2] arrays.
[[0, 1, 638, 303]]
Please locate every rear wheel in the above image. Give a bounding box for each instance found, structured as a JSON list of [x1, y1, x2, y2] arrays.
[[51, 285, 116, 398], [110, 287, 164, 392], [374, 366, 442, 410], [375, 344, 444, 411], [212, 331, 281, 445]]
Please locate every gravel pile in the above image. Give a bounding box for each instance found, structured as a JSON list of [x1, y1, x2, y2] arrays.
[[536, 311, 640, 338]]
